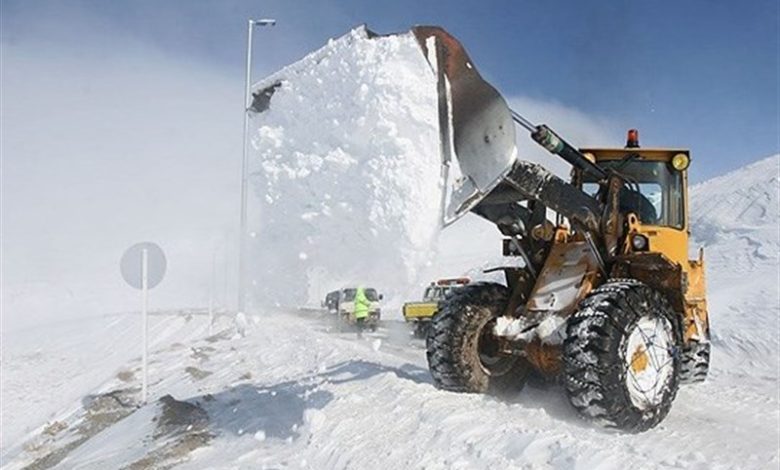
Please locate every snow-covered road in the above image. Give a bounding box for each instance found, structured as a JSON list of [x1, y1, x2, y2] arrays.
[[3, 299, 777, 469]]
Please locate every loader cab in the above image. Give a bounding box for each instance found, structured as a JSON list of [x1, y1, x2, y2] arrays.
[[572, 146, 691, 265]]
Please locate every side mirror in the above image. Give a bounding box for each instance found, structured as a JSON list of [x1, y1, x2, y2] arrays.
[[379, 294, 384, 300]]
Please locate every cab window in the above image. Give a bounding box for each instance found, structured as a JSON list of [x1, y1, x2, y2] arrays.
[[365, 288, 379, 301], [582, 160, 685, 229]]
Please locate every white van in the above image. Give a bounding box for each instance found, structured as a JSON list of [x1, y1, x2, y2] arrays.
[[338, 287, 382, 330]]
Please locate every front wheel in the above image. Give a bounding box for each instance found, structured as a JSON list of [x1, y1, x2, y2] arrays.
[[563, 280, 682, 432], [426, 283, 531, 394]]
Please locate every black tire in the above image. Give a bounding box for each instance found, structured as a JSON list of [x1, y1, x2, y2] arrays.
[[563, 279, 682, 432], [680, 341, 710, 383], [426, 281, 532, 395]]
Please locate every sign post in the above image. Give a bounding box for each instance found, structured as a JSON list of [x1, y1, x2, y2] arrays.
[[121, 242, 166, 404], [141, 248, 149, 402]]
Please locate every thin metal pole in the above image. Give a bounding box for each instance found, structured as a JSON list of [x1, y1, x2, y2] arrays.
[[238, 18, 275, 316], [238, 19, 254, 315], [141, 248, 149, 403]]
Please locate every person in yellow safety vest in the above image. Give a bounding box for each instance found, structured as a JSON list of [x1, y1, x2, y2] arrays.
[[354, 286, 371, 338]]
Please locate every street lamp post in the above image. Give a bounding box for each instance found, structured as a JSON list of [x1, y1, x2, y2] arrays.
[[239, 18, 276, 315]]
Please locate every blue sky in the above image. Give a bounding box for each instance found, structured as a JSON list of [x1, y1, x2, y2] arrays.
[[2, 0, 778, 181]]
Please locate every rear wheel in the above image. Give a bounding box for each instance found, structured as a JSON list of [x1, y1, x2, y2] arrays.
[[680, 341, 710, 383], [563, 280, 682, 432], [426, 282, 531, 395]]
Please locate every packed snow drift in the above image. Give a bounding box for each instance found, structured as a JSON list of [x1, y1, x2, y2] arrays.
[[247, 26, 442, 308]]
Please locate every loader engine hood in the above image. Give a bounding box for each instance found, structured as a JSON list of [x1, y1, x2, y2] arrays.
[[411, 26, 518, 225]]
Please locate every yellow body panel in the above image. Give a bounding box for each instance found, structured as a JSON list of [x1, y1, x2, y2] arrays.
[[684, 252, 710, 342], [403, 302, 438, 321], [580, 147, 690, 162], [635, 225, 689, 266]]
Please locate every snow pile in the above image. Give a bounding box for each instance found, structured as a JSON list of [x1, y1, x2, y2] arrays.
[[247, 26, 441, 307]]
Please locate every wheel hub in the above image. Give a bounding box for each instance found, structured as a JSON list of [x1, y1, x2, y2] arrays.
[[476, 317, 514, 376], [630, 345, 650, 373], [624, 316, 674, 410]]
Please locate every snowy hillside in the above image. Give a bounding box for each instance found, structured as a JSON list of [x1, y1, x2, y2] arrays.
[[2, 155, 778, 469], [689, 155, 780, 380]]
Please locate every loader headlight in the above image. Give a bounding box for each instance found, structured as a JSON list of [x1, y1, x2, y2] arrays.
[[631, 234, 649, 251], [671, 153, 690, 171]]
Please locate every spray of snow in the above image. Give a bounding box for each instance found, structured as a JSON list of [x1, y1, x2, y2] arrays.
[[247, 27, 441, 307]]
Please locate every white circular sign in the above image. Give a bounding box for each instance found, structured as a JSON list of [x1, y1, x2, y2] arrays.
[[120, 242, 166, 289]]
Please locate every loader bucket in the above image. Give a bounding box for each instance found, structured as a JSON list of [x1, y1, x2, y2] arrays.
[[412, 26, 517, 225]]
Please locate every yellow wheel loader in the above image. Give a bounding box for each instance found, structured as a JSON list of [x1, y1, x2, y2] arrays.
[[410, 27, 710, 432]]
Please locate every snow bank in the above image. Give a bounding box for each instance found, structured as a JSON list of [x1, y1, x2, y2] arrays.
[[689, 154, 780, 378], [247, 26, 441, 307], [7, 305, 777, 469]]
